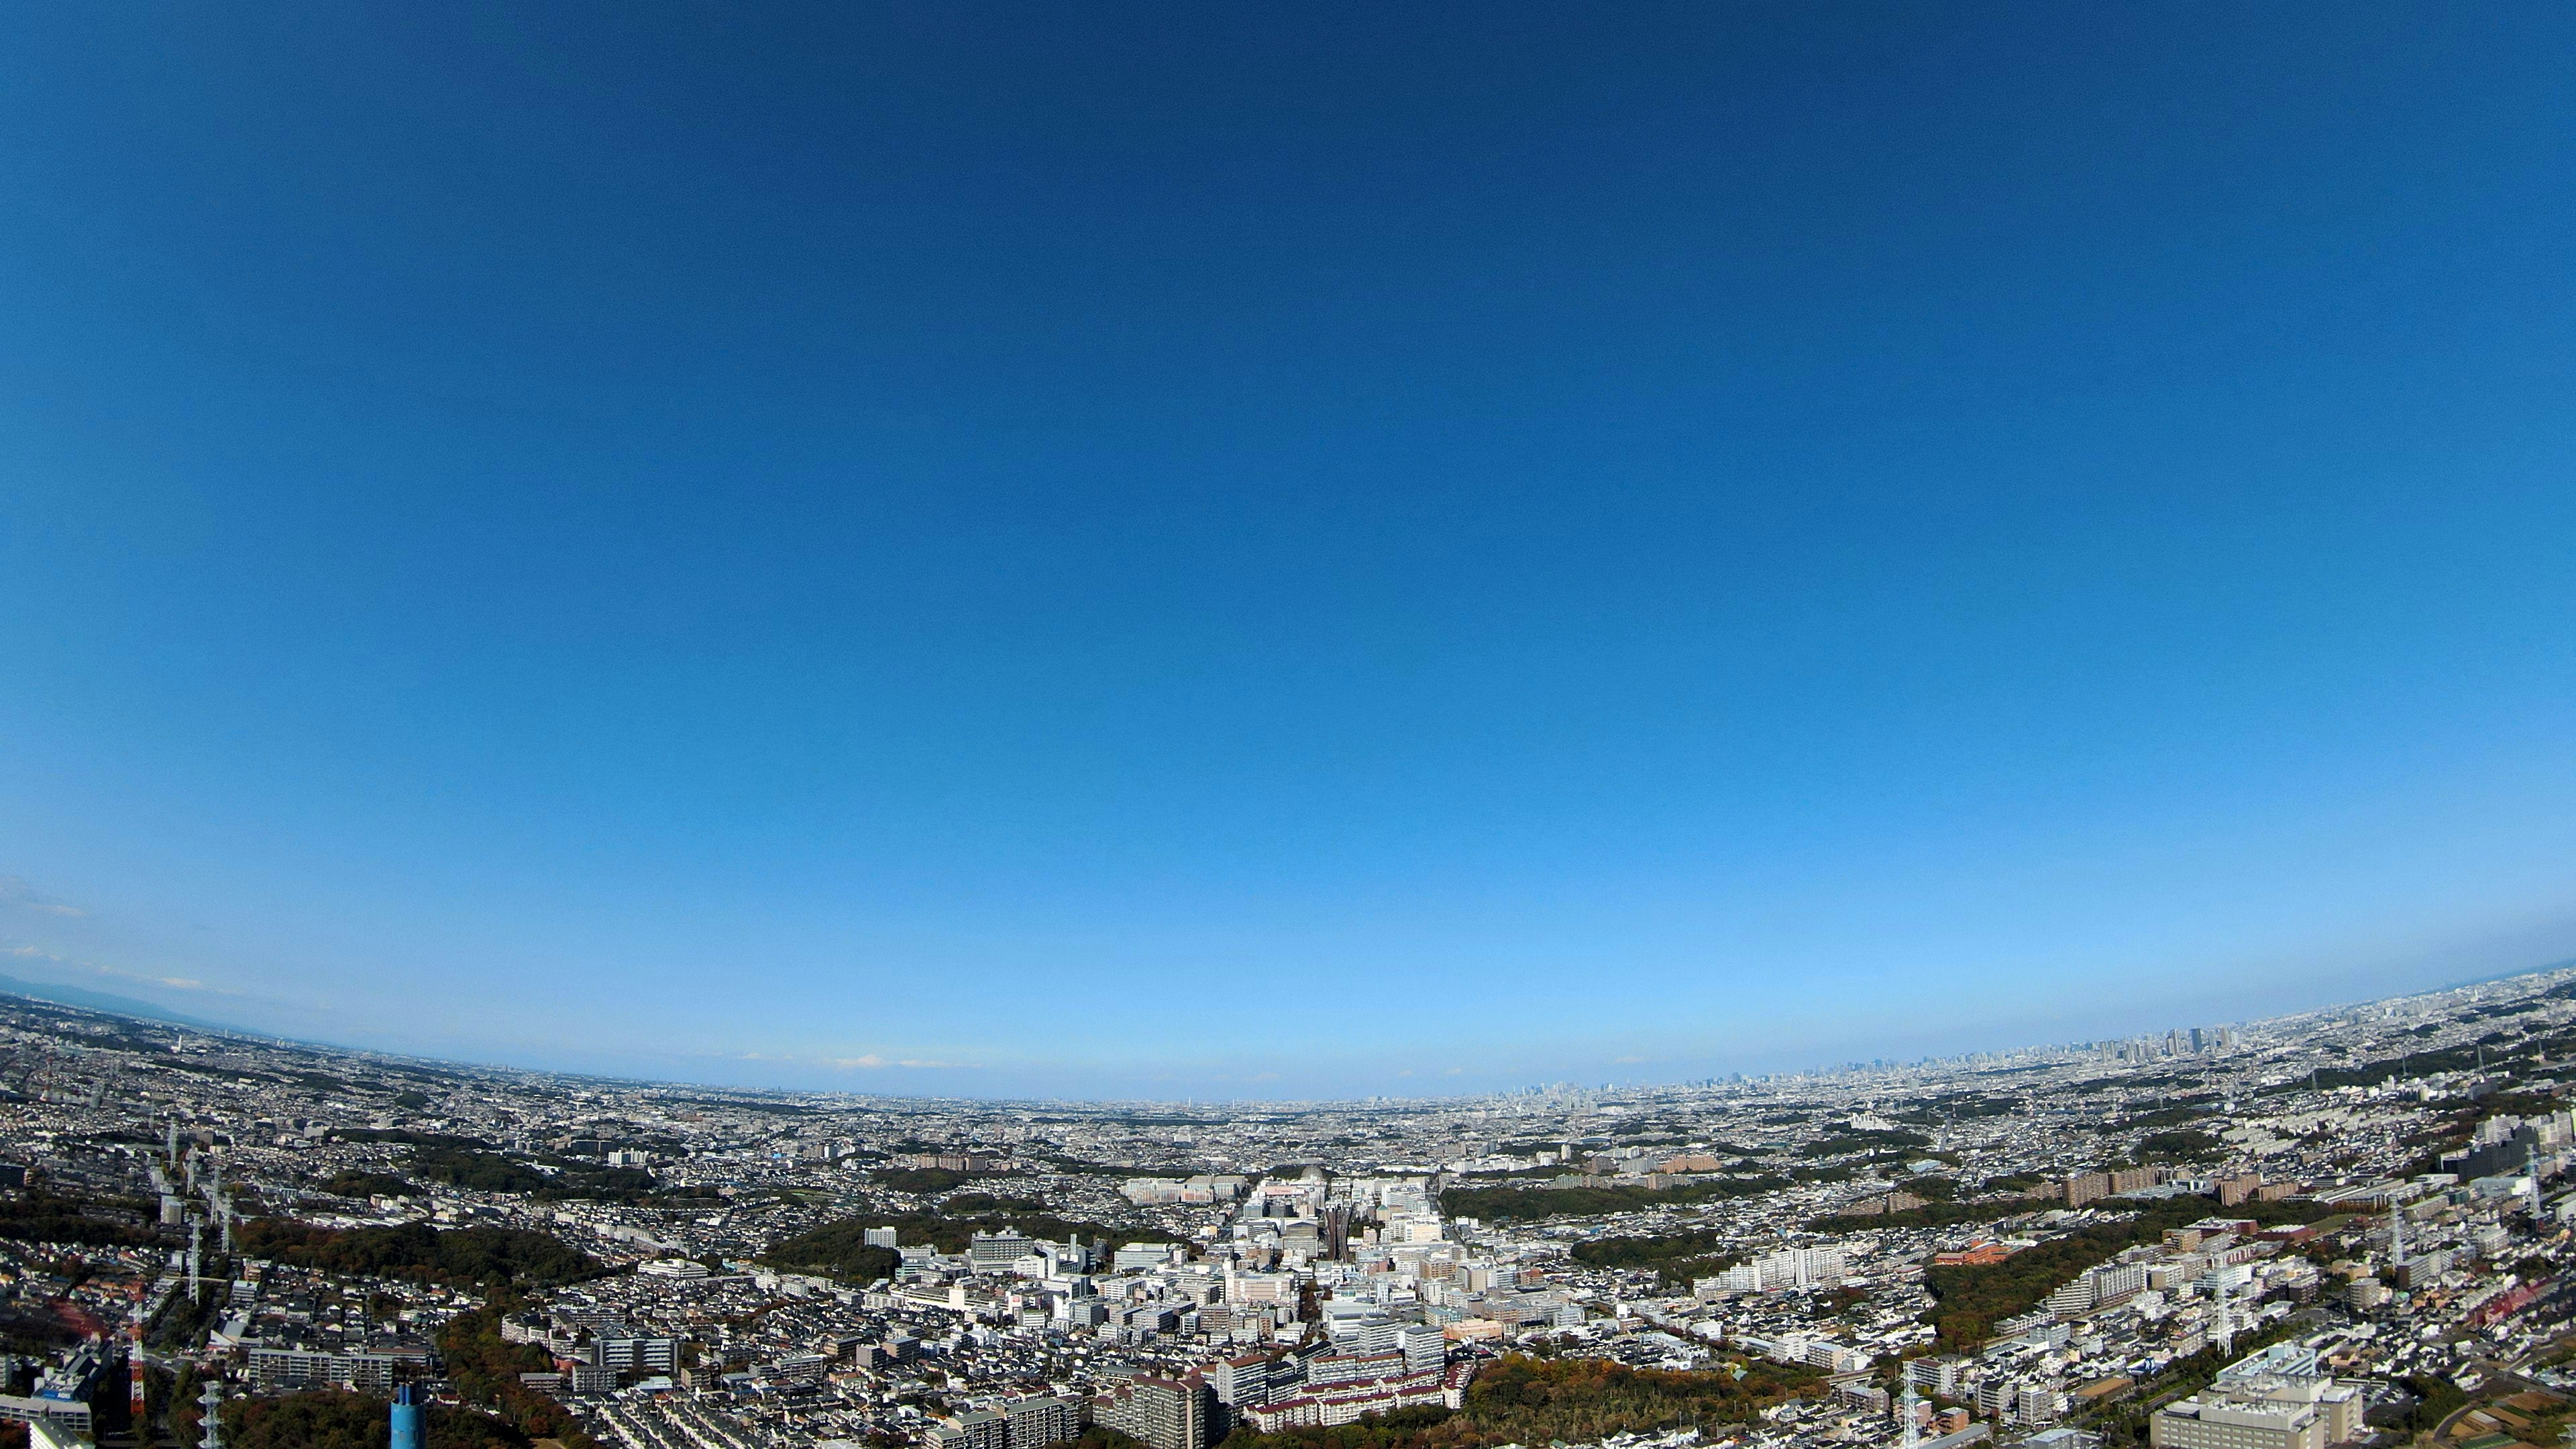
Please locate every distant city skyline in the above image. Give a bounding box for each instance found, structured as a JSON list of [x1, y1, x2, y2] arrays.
[[5, 7, 2575, 1097], [0, 945, 2564, 1104]]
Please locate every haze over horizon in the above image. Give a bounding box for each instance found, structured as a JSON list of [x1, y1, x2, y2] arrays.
[[5, 5, 2575, 1099]]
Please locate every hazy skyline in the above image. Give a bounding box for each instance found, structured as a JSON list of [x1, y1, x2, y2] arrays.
[[6, 5, 2576, 1098]]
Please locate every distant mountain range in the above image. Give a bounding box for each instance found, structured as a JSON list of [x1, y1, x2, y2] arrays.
[[0, 973, 244, 1034]]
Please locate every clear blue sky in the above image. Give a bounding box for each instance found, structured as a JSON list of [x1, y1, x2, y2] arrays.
[[4, 5, 2574, 1098]]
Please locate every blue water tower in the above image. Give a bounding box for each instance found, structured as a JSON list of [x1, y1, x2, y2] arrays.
[[390, 1384, 423, 1449]]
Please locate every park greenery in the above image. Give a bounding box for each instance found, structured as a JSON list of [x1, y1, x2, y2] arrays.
[[405, 1149, 550, 1195], [1809, 1197, 2039, 1234], [391, 1147, 708, 1207], [1568, 1228, 1741, 1283], [764, 1205, 1180, 1280], [1438, 1176, 1789, 1223], [209, 1389, 533, 1449], [1923, 1197, 2336, 1348], [234, 1218, 600, 1289], [333, 1130, 494, 1150], [437, 1301, 604, 1447], [319, 1169, 421, 1199], [875, 1167, 978, 1193], [1805, 1128, 1931, 1158], [759, 1220, 900, 1283], [1214, 1352, 1821, 1449], [0, 1189, 169, 1249], [2133, 1129, 2221, 1161]]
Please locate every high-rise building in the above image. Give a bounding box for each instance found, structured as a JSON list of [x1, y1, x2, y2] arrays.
[[2088, 1263, 2146, 1307], [1005, 1395, 1081, 1449], [1206, 1352, 1276, 1408], [2045, 1280, 2093, 1320], [1100, 1377, 1217, 1449]]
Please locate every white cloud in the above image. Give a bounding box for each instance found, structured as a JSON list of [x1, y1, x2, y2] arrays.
[[4, 942, 219, 994], [0, 878, 83, 918], [815, 1053, 975, 1070], [688, 1047, 982, 1073]]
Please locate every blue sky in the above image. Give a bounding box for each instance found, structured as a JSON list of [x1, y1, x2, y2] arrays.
[[3, 5, 2574, 1098]]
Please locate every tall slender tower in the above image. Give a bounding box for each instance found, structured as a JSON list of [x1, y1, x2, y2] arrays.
[[390, 1384, 423, 1449], [127, 1311, 148, 1424], [1900, 1379, 1921, 1448], [198, 1381, 224, 1449]]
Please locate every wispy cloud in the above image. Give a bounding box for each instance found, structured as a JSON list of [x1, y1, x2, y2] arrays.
[[763, 1052, 979, 1071], [3, 943, 222, 994], [0, 878, 84, 918], [691, 1047, 982, 1073]]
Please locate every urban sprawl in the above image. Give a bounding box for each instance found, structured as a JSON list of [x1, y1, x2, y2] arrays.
[[0, 970, 2573, 1449]]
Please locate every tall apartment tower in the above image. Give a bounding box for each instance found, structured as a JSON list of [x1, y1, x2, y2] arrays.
[[1105, 1377, 1216, 1449]]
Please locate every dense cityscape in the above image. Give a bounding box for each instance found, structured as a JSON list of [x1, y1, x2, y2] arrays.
[[0, 968, 2566, 1449], [9, 5, 2571, 1449]]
